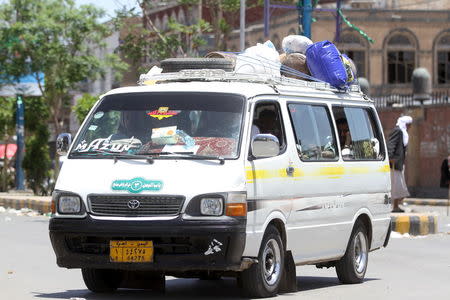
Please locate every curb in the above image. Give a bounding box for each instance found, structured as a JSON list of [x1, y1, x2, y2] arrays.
[[0, 196, 52, 214], [404, 199, 450, 207], [391, 214, 438, 235]]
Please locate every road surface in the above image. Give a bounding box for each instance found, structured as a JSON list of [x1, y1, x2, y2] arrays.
[[1, 209, 449, 300]]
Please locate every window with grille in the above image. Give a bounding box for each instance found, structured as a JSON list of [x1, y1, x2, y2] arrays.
[[386, 33, 416, 84], [436, 34, 450, 84]]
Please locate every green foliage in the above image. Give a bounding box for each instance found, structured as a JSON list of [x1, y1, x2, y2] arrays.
[[116, 1, 212, 72], [22, 123, 51, 195], [22, 96, 52, 195], [0, 97, 16, 192], [0, 0, 128, 136], [72, 93, 99, 124], [0, 97, 15, 138]]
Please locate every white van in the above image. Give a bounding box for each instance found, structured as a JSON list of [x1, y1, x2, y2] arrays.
[[50, 68, 392, 298]]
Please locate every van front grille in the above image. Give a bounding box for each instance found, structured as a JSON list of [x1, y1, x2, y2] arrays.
[[88, 195, 184, 217]]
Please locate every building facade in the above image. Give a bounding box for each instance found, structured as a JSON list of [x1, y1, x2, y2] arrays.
[[227, 0, 450, 96]]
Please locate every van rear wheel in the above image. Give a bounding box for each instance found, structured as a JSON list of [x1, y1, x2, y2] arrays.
[[335, 221, 369, 284], [238, 225, 284, 298], [81, 268, 122, 293]]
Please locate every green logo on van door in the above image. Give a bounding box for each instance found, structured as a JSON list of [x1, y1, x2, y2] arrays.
[[111, 177, 163, 193]]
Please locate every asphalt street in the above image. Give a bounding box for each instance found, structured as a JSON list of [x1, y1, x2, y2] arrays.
[[1, 210, 450, 300]]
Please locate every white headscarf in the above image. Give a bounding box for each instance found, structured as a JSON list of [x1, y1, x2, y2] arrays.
[[396, 116, 413, 146]]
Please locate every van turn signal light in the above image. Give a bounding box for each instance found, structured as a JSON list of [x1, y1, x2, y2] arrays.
[[226, 203, 247, 217]]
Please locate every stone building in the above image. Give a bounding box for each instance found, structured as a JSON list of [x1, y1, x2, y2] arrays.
[[226, 0, 450, 96]]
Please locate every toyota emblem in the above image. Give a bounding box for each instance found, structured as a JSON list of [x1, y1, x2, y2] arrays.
[[127, 199, 140, 209]]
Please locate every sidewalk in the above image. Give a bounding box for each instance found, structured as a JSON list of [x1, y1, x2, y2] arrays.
[[404, 198, 450, 206], [391, 198, 450, 236], [0, 192, 51, 214]]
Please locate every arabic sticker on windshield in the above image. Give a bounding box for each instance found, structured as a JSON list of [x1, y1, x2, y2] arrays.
[[88, 125, 98, 131], [147, 107, 180, 120], [94, 111, 104, 119]]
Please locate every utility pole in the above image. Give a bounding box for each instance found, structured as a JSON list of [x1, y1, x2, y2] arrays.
[[15, 94, 25, 190], [335, 0, 342, 43], [264, 0, 269, 38], [301, 0, 312, 39], [240, 0, 245, 51]]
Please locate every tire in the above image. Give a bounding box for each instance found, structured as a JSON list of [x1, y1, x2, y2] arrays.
[[335, 220, 369, 284], [81, 268, 122, 293], [238, 225, 284, 298], [161, 58, 234, 73]]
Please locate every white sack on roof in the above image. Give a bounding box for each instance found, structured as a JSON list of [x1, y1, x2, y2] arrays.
[[282, 35, 313, 55], [235, 41, 281, 77]]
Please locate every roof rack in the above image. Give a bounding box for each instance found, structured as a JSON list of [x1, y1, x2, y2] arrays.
[[138, 69, 363, 94]]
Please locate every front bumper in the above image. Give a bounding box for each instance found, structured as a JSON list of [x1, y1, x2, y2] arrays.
[[49, 215, 246, 272]]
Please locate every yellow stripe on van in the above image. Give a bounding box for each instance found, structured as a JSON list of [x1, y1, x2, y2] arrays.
[[316, 166, 345, 177], [246, 168, 305, 181], [246, 164, 390, 182], [378, 164, 391, 173], [346, 167, 370, 175]]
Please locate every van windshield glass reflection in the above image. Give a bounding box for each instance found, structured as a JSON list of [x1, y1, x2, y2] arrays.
[[70, 93, 245, 159]]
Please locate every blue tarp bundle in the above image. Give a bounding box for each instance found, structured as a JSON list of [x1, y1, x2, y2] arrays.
[[306, 40, 349, 89]]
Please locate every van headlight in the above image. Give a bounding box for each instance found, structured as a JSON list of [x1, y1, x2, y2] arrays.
[[200, 198, 223, 216], [58, 195, 81, 214]]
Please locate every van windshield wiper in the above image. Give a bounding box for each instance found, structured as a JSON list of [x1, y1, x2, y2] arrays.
[[71, 150, 155, 164], [151, 152, 225, 165], [110, 153, 155, 164]]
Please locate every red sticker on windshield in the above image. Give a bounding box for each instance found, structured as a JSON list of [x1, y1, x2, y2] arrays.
[[147, 107, 180, 120]]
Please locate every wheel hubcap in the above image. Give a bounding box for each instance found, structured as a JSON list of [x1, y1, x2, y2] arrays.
[[262, 239, 281, 286], [354, 231, 368, 274]]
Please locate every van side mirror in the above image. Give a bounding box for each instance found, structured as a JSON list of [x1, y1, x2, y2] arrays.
[[251, 134, 280, 159], [56, 133, 72, 156]]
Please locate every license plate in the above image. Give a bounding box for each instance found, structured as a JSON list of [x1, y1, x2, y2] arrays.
[[110, 240, 154, 263]]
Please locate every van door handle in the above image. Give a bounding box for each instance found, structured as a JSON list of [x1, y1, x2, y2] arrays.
[[286, 166, 295, 176]]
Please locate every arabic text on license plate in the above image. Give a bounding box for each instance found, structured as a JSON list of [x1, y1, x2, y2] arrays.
[[109, 240, 154, 263]]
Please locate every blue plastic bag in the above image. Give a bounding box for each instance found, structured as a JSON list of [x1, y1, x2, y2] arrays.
[[306, 40, 348, 89]]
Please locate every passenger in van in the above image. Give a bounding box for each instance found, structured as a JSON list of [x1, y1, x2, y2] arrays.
[[336, 118, 353, 158], [254, 109, 282, 141]]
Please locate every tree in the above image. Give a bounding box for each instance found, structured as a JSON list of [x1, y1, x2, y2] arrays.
[[20, 96, 52, 195], [0, 97, 16, 192], [0, 0, 127, 139], [72, 93, 99, 125], [115, 0, 212, 73]]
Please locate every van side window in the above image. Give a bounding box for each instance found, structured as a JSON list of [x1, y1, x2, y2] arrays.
[[332, 106, 385, 160], [288, 103, 338, 161], [252, 102, 286, 151]]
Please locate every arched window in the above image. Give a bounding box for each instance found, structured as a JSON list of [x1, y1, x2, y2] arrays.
[[435, 32, 450, 84], [178, 9, 186, 24], [162, 14, 169, 30], [386, 33, 417, 84], [338, 32, 369, 78], [153, 17, 162, 30]]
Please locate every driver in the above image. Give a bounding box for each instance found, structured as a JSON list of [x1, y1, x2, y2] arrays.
[[110, 111, 152, 143]]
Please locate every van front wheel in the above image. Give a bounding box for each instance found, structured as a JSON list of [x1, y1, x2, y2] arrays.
[[238, 225, 284, 298], [335, 221, 369, 284]]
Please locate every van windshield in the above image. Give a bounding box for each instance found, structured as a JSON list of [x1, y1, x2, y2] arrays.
[[70, 92, 245, 159]]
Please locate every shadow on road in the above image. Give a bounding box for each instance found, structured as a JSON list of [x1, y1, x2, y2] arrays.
[[297, 276, 379, 292], [33, 276, 379, 299]]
